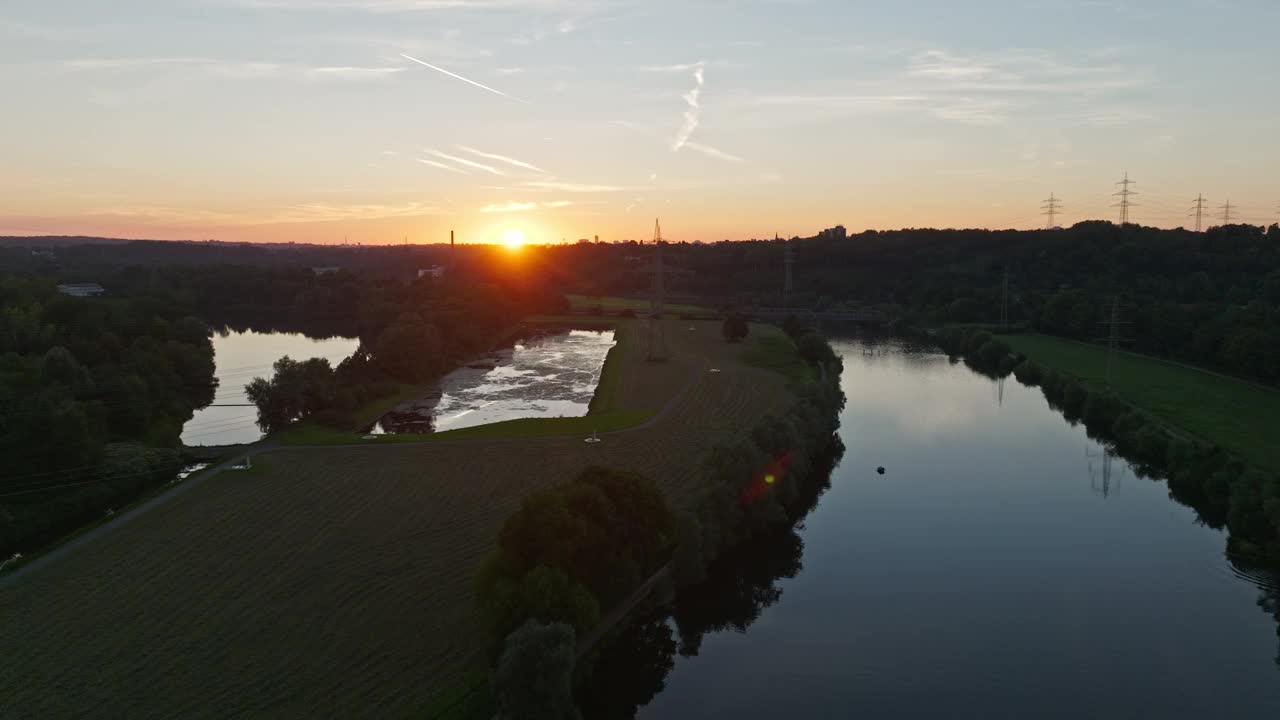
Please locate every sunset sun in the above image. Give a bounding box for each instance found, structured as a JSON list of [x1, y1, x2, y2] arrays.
[[501, 229, 526, 249]]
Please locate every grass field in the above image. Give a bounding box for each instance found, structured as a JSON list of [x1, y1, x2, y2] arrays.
[[0, 319, 799, 719], [566, 294, 714, 316], [1000, 334, 1280, 475]]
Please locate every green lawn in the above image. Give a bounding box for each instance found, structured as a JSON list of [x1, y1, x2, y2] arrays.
[[999, 334, 1280, 475], [739, 331, 815, 388]]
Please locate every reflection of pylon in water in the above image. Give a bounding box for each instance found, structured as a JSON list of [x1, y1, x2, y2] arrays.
[[647, 218, 667, 361], [996, 376, 1005, 407], [1087, 444, 1122, 498]]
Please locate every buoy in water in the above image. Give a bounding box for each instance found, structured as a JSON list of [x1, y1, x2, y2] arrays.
[[876, 466, 886, 475]]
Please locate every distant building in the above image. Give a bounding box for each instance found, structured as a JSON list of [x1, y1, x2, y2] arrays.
[[418, 265, 446, 280], [311, 267, 342, 276], [57, 283, 105, 298], [817, 225, 847, 240]]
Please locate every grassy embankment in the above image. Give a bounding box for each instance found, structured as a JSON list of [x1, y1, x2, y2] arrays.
[[999, 333, 1280, 475]]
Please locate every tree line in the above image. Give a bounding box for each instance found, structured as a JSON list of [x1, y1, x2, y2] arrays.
[[240, 270, 568, 434], [538, 221, 1280, 386], [479, 328, 845, 719], [0, 277, 216, 557]]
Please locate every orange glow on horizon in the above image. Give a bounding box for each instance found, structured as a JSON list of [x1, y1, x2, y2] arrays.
[[501, 228, 527, 250]]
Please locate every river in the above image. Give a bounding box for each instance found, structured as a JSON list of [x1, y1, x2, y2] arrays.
[[369, 328, 615, 434], [585, 335, 1280, 719]]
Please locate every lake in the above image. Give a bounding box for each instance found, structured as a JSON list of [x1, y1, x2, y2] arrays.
[[370, 328, 615, 435], [181, 330, 359, 446], [587, 335, 1280, 719]]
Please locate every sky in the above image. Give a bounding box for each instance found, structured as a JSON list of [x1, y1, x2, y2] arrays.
[[1, 0, 1278, 244]]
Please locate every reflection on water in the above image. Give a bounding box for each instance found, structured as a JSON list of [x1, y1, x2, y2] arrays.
[[180, 330, 358, 446], [370, 329, 614, 434], [589, 335, 1280, 719]]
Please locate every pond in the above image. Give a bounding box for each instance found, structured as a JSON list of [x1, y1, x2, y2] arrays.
[[181, 330, 359, 446], [369, 328, 615, 435], [586, 335, 1280, 719]]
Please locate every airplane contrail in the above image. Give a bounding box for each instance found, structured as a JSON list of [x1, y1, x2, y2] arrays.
[[399, 53, 529, 104]]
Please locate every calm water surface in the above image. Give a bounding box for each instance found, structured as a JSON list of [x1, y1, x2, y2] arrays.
[[181, 330, 358, 446], [596, 336, 1280, 719], [371, 329, 614, 434]]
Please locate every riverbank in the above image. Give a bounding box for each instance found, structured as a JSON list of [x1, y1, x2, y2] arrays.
[[999, 333, 1280, 475], [934, 326, 1280, 564]]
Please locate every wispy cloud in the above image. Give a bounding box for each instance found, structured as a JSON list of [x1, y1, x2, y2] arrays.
[[481, 200, 574, 213], [494, 67, 525, 75], [749, 94, 928, 109], [306, 66, 405, 80], [482, 202, 538, 213], [906, 49, 1143, 94], [90, 202, 439, 225], [615, 118, 745, 164], [641, 62, 705, 73], [400, 53, 528, 103], [458, 146, 547, 173], [684, 141, 745, 163], [522, 181, 623, 193], [60, 57, 403, 81], [417, 158, 468, 174], [671, 61, 705, 152], [425, 149, 504, 175]]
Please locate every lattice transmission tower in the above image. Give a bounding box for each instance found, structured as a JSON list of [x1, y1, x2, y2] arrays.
[[1096, 295, 1132, 387], [1041, 193, 1063, 229], [1219, 199, 1235, 225], [1190, 194, 1207, 232], [1112, 172, 1138, 224], [647, 219, 667, 361]]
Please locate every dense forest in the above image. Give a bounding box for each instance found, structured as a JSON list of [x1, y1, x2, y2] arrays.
[[541, 221, 1280, 385], [0, 278, 215, 556]]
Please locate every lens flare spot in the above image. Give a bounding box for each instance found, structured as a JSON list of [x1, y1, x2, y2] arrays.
[[764, 474, 776, 485]]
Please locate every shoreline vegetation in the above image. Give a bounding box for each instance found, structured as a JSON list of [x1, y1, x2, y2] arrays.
[[925, 325, 1280, 566], [444, 325, 845, 720]]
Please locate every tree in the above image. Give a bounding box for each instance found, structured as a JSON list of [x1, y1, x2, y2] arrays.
[[721, 314, 748, 343], [493, 621, 580, 720]]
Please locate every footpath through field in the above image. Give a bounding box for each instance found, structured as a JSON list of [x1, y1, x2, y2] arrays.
[[0, 318, 797, 720]]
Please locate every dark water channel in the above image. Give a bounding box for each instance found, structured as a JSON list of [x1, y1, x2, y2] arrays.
[[587, 336, 1280, 719]]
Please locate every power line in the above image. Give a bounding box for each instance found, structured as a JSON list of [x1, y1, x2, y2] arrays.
[[1096, 296, 1133, 387], [782, 234, 795, 307], [1112, 172, 1138, 224], [1219, 199, 1235, 224], [1041, 193, 1063, 229], [647, 218, 666, 362], [998, 264, 1010, 330], [1190, 194, 1207, 232]]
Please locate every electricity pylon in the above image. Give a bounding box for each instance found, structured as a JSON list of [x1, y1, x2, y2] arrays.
[[1112, 172, 1138, 224], [1190, 194, 1207, 232], [782, 235, 794, 307], [1096, 296, 1132, 387], [1219, 200, 1235, 225], [647, 219, 667, 361], [1041, 193, 1062, 229]]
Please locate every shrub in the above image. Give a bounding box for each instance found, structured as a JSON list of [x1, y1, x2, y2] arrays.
[[493, 622, 580, 720]]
